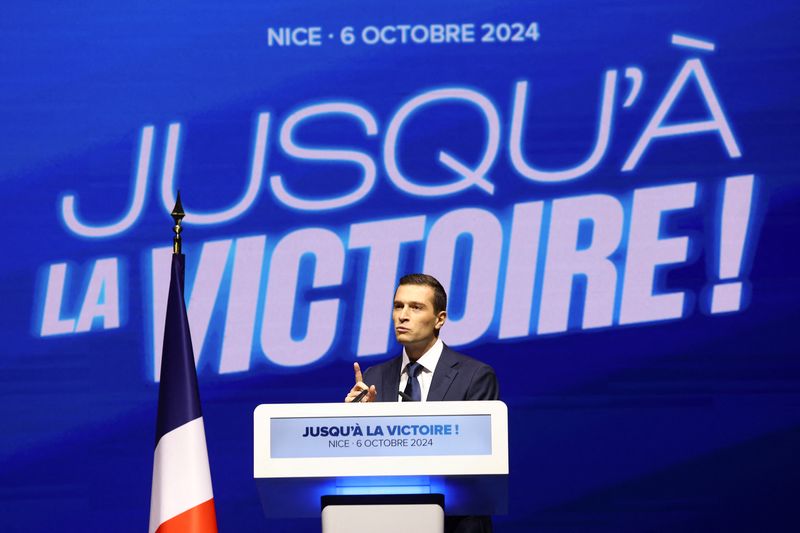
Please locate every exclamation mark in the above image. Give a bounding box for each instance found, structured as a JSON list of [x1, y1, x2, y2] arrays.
[[711, 175, 754, 313], [455, 424, 460, 435]]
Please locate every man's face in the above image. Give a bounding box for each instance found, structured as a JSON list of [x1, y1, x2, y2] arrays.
[[392, 284, 446, 349]]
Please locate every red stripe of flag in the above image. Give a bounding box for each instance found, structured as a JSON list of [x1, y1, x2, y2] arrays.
[[155, 499, 218, 533]]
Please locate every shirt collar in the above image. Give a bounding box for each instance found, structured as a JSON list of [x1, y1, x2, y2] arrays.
[[402, 337, 443, 374]]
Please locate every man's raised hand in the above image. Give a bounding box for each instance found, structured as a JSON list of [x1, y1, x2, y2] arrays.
[[344, 362, 377, 402]]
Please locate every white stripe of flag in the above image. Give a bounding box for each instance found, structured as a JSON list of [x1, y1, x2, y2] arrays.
[[149, 417, 214, 533]]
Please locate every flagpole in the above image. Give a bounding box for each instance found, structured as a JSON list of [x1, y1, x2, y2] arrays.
[[150, 192, 218, 533], [172, 191, 185, 255]]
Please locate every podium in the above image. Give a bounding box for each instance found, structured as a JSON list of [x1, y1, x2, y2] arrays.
[[254, 401, 508, 531]]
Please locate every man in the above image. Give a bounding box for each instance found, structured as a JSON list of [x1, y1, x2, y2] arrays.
[[345, 273, 498, 403], [345, 273, 497, 533]]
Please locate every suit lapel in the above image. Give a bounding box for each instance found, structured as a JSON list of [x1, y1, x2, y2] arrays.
[[427, 345, 459, 401]]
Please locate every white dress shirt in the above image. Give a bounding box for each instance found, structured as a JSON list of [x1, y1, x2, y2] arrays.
[[398, 338, 444, 402]]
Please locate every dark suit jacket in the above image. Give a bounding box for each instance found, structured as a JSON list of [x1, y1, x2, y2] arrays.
[[362, 344, 499, 402]]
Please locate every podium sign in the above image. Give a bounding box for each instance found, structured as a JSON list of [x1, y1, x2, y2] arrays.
[[254, 401, 509, 517], [270, 413, 491, 458]]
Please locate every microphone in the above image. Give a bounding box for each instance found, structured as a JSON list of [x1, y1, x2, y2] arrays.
[[352, 387, 370, 403], [352, 388, 413, 402]]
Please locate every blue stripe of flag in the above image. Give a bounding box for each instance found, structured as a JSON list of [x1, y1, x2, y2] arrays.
[[155, 253, 203, 445]]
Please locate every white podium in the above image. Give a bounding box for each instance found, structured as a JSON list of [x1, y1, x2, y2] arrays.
[[254, 401, 508, 530]]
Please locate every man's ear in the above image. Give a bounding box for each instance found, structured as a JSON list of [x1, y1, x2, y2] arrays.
[[435, 310, 447, 331]]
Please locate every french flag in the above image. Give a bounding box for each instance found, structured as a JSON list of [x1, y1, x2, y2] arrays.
[[149, 253, 218, 533]]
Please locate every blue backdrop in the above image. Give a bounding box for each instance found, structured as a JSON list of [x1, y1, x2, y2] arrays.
[[1, 1, 799, 531]]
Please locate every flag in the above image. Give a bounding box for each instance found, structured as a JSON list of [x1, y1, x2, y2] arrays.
[[149, 253, 218, 533]]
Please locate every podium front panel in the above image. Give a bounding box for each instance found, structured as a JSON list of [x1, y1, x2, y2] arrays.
[[254, 401, 509, 517]]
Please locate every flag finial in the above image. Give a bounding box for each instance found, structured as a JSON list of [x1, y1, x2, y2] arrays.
[[171, 191, 185, 254]]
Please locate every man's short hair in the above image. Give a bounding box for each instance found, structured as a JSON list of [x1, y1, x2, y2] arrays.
[[398, 273, 447, 314]]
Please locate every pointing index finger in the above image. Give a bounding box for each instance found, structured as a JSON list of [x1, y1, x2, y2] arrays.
[[353, 362, 363, 385]]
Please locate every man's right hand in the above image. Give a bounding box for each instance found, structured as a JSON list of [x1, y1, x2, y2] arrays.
[[344, 362, 377, 402]]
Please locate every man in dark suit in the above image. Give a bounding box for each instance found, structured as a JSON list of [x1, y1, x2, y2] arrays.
[[345, 273, 497, 532]]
